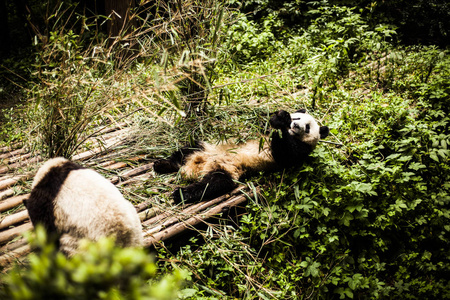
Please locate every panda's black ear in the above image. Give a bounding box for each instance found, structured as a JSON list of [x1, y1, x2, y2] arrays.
[[320, 126, 329, 139], [295, 108, 307, 113]]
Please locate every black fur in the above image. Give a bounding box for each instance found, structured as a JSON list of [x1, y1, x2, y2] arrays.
[[269, 110, 292, 129], [23, 161, 84, 240], [320, 126, 330, 139], [173, 168, 237, 204], [269, 109, 328, 167], [270, 129, 313, 168], [153, 141, 203, 174]]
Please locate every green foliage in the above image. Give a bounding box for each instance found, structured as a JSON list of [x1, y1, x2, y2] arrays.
[[225, 14, 283, 64], [26, 6, 119, 158], [147, 0, 229, 115], [0, 226, 187, 300], [0, 106, 27, 146]]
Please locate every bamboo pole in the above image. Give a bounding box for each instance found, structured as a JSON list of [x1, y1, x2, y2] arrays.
[[109, 163, 153, 184], [143, 187, 246, 235], [0, 223, 33, 245], [72, 136, 125, 161], [0, 194, 28, 213], [0, 237, 27, 253], [144, 193, 250, 247], [0, 157, 41, 175], [0, 244, 31, 266], [0, 188, 16, 200], [0, 174, 31, 191], [0, 210, 29, 230], [0, 147, 26, 160], [7, 153, 32, 164], [138, 207, 162, 222]]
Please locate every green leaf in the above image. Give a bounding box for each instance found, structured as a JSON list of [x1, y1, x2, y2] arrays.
[[430, 151, 440, 162]]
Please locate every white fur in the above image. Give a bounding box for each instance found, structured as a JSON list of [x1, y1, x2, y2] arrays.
[[289, 112, 321, 147], [31, 158, 143, 255]]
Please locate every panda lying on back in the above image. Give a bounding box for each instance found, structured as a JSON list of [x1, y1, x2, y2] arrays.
[[154, 109, 329, 203]]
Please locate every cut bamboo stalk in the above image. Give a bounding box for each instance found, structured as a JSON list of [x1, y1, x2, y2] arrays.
[[120, 163, 154, 178], [104, 155, 147, 171], [0, 147, 27, 160], [72, 137, 125, 161], [144, 193, 249, 247], [0, 244, 31, 266], [0, 210, 29, 230], [7, 152, 32, 164], [105, 161, 128, 170], [0, 222, 33, 245], [143, 187, 246, 235], [0, 174, 31, 191], [109, 163, 153, 184], [138, 207, 162, 222], [0, 188, 16, 200], [91, 122, 128, 137], [0, 237, 27, 253], [0, 156, 42, 175], [0, 194, 28, 213], [135, 200, 153, 212]]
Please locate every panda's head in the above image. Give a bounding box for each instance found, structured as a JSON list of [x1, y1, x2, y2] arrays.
[[289, 109, 329, 147]]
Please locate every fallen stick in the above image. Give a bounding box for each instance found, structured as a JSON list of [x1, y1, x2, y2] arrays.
[[109, 163, 154, 184], [0, 147, 27, 160], [7, 153, 33, 164], [0, 244, 31, 267], [0, 222, 33, 245], [0, 188, 16, 200], [103, 155, 147, 171], [72, 136, 125, 161], [138, 207, 162, 222], [0, 156, 42, 175], [144, 193, 250, 247], [0, 194, 28, 213], [0, 175, 31, 191], [0, 210, 29, 230], [143, 186, 246, 235], [0, 237, 27, 253]]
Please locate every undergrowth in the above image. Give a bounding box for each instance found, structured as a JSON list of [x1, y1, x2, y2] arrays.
[[1, 1, 449, 299]]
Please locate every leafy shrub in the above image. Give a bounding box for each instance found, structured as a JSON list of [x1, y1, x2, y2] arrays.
[[26, 8, 120, 158], [0, 226, 187, 300], [225, 14, 283, 64]]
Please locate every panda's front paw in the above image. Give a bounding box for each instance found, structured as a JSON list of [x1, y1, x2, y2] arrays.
[[172, 188, 184, 204], [172, 187, 194, 204], [154, 159, 179, 174], [270, 110, 292, 129]]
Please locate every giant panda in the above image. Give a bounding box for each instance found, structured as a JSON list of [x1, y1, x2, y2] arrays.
[[23, 157, 143, 256], [154, 109, 329, 203]]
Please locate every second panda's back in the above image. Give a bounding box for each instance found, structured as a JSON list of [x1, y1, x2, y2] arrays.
[[54, 167, 143, 247]]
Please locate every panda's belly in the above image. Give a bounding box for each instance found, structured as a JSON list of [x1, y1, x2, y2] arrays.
[[181, 139, 275, 180]]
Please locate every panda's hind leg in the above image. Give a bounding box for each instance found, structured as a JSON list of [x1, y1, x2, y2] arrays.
[[173, 168, 237, 204], [154, 141, 203, 174]]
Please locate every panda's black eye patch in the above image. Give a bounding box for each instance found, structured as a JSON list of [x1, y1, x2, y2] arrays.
[[305, 124, 310, 133], [292, 118, 301, 121]]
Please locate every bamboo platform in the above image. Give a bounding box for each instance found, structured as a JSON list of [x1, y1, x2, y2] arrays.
[[0, 123, 255, 267]]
